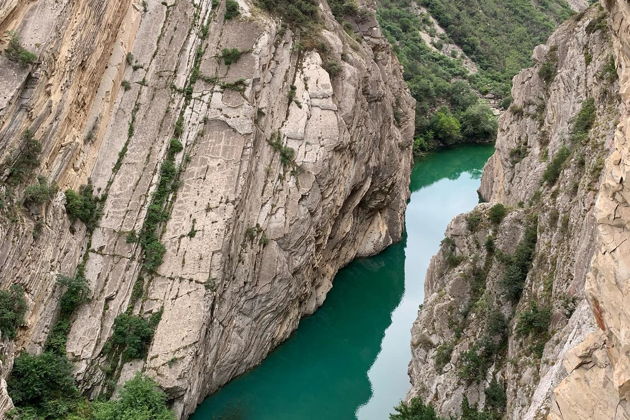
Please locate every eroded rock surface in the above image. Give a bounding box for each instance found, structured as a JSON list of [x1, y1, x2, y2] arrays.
[[409, 2, 630, 419], [0, 0, 414, 417]]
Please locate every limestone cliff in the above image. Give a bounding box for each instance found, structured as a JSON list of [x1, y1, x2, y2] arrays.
[[0, 0, 414, 417], [408, 1, 629, 419]]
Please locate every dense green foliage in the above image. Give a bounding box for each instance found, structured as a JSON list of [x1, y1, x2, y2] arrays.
[[224, 0, 240, 20], [5, 131, 42, 186], [107, 312, 161, 362], [570, 98, 597, 143], [488, 204, 507, 225], [257, 0, 319, 29], [377, 1, 498, 153], [64, 184, 102, 231], [390, 397, 444, 420], [7, 352, 79, 419], [5, 32, 37, 66], [91, 374, 175, 420], [377, 0, 574, 153], [8, 360, 173, 420], [418, 0, 572, 94], [542, 146, 571, 185], [516, 302, 551, 337], [57, 275, 90, 318], [500, 219, 538, 303], [0, 285, 27, 340]]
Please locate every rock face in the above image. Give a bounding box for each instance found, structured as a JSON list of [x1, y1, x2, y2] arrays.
[[409, 2, 630, 419], [0, 0, 414, 417]]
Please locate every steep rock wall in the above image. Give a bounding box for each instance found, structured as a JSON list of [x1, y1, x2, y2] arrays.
[[409, 2, 626, 419], [0, 0, 414, 417]]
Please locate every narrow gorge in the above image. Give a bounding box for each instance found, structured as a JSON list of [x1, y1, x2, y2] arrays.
[[1, 0, 629, 419], [0, 0, 413, 418]]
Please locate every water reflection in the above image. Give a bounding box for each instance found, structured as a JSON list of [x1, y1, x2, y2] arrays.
[[191, 145, 494, 420]]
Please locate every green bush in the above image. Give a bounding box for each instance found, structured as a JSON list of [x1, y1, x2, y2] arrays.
[[488, 204, 507, 225], [44, 319, 71, 356], [538, 47, 558, 85], [257, 0, 320, 29], [570, 98, 596, 143], [91, 373, 175, 420], [323, 59, 343, 77], [23, 176, 57, 207], [485, 379, 507, 414], [57, 275, 90, 317], [0, 285, 27, 340], [220, 48, 244, 65], [466, 211, 482, 232], [7, 352, 79, 419], [109, 312, 161, 362], [461, 104, 498, 142], [390, 397, 443, 420], [516, 302, 551, 337], [434, 342, 454, 372], [64, 184, 102, 231], [224, 0, 240, 20], [429, 108, 462, 145], [5, 32, 37, 66], [500, 219, 538, 303], [542, 146, 571, 185], [6, 131, 42, 186]]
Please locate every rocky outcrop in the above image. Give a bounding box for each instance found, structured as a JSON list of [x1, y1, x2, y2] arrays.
[[0, 0, 414, 417], [409, 2, 627, 419]]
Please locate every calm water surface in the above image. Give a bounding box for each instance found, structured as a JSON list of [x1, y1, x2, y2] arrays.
[[191, 145, 494, 420]]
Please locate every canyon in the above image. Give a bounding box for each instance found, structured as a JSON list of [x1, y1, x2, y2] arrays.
[[0, 0, 413, 418]]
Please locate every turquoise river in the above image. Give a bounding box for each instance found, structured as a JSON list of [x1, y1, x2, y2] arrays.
[[191, 145, 494, 420]]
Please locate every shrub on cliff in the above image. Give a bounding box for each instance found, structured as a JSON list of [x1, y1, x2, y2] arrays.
[[108, 312, 162, 362], [0, 284, 27, 340], [488, 204, 507, 225], [500, 219, 538, 303], [224, 0, 240, 20], [570, 98, 596, 143], [257, 0, 319, 28], [5, 131, 42, 186], [23, 176, 57, 207], [542, 146, 571, 185], [64, 184, 102, 231], [5, 32, 37, 66], [390, 397, 443, 420]]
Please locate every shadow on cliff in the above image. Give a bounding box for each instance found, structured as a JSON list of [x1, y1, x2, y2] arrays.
[[191, 238, 407, 420]]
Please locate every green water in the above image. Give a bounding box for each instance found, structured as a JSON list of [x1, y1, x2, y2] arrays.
[[191, 145, 494, 420]]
